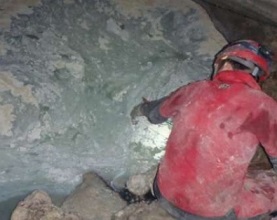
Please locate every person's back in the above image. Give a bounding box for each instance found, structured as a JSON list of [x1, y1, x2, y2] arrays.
[[157, 69, 277, 217], [131, 40, 277, 219]]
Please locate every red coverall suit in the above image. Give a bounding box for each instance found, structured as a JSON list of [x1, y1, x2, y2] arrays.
[[147, 70, 277, 219]]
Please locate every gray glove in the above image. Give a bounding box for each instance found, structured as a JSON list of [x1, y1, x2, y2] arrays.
[[130, 97, 168, 125]]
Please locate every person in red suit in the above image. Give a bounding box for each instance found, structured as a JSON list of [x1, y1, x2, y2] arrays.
[[132, 40, 277, 219]]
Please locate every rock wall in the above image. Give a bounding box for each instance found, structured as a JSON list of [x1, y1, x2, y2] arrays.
[[201, 0, 277, 26], [0, 0, 226, 205]]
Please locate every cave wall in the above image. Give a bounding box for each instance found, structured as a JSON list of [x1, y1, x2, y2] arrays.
[[0, 0, 226, 201], [201, 0, 277, 26]]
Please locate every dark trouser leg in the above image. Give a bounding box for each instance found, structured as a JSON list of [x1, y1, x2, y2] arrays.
[[152, 176, 237, 220], [247, 214, 271, 220]]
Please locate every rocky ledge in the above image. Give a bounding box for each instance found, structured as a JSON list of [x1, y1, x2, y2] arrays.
[[10, 167, 176, 220]]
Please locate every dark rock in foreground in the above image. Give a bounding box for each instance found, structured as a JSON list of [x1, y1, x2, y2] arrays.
[[10, 170, 177, 220]]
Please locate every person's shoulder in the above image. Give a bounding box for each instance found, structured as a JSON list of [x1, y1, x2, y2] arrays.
[[252, 89, 277, 108], [184, 79, 210, 87]]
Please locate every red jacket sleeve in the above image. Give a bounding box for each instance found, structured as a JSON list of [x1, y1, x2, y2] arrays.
[[159, 82, 200, 118]]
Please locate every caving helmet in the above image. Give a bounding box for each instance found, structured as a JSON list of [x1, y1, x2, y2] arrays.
[[213, 40, 274, 82]]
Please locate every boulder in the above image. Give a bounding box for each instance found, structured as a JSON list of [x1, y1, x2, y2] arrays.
[[113, 201, 175, 220], [11, 190, 80, 220], [126, 165, 157, 196], [62, 172, 127, 220]]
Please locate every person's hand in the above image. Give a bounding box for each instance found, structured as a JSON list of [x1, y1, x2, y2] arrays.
[[130, 97, 149, 125]]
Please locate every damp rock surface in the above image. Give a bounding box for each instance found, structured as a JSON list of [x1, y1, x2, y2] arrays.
[[2, 0, 277, 219], [0, 0, 226, 202]]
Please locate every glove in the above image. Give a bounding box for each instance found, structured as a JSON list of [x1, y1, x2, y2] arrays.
[[130, 98, 149, 125], [130, 97, 168, 125]]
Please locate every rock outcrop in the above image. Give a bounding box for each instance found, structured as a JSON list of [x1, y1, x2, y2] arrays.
[[61, 172, 126, 220], [10, 171, 174, 220], [11, 190, 80, 220]]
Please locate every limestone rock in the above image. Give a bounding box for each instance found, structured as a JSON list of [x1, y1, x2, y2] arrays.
[[113, 201, 175, 220], [126, 165, 158, 196], [62, 172, 127, 220], [11, 190, 80, 220]]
